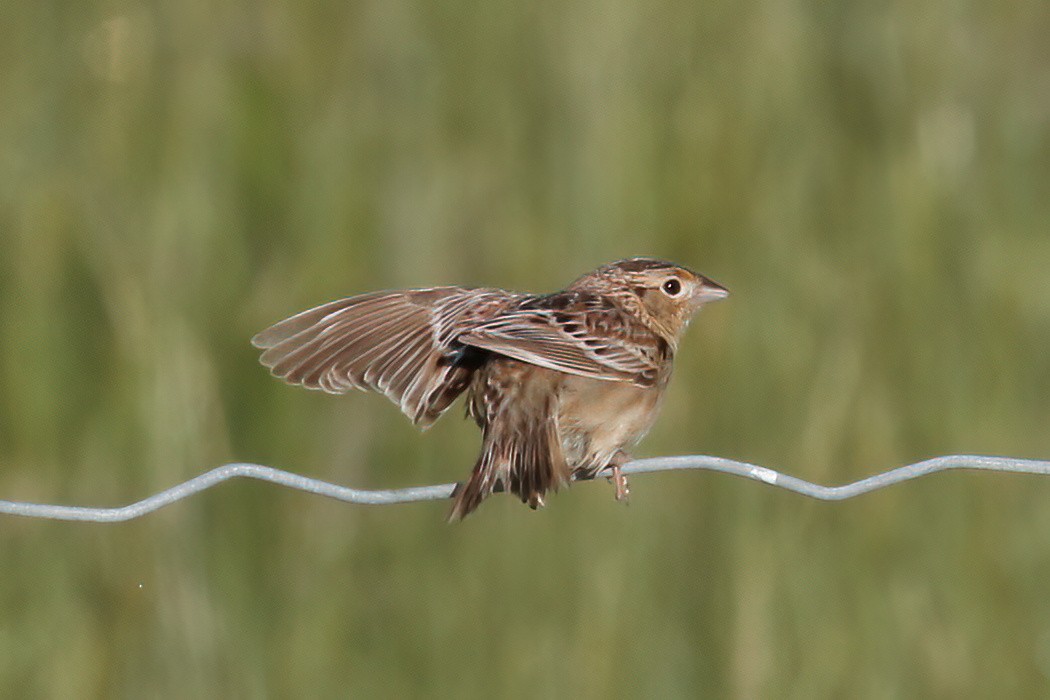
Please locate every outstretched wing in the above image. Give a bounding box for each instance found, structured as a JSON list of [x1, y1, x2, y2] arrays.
[[252, 288, 516, 427], [458, 291, 670, 387]]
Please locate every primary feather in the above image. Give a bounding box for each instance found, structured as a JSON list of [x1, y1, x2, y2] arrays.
[[252, 288, 520, 428]]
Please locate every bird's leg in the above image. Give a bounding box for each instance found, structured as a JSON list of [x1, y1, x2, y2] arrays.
[[606, 451, 631, 503]]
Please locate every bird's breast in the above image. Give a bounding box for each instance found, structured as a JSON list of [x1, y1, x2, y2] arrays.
[[556, 374, 665, 471]]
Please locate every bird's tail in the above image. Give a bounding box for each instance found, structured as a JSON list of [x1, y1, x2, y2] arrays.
[[447, 408, 570, 521]]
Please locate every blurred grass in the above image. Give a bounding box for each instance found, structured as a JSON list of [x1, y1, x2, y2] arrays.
[[2, 0, 1050, 696]]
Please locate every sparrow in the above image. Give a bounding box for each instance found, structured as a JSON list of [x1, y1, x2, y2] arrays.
[[252, 258, 728, 520]]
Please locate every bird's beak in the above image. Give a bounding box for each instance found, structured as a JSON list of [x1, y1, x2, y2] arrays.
[[694, 277, 730, 305]]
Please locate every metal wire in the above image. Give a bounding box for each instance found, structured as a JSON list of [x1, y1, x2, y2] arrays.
[[1, 454, 1048, 522]]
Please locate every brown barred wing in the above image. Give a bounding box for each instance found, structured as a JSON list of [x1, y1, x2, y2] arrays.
[[457, 291, 670, 387], [252, 288, 518, 427]]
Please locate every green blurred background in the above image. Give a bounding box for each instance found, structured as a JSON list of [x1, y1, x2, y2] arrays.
[[2, 0, 1049, 696]]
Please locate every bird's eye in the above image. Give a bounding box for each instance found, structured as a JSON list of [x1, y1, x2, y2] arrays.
[[662, 278, 682, 296]]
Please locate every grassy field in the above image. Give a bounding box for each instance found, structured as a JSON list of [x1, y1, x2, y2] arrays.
[[2, 0, 1049, 696]]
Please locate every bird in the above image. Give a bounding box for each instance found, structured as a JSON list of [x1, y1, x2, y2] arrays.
[[251, 258, 728, 520]]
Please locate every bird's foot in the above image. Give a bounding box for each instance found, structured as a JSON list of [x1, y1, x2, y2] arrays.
[[608, 464, 630, 504]]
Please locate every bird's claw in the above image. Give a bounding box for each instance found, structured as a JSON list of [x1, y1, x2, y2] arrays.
[[608, 464, 630, 504]]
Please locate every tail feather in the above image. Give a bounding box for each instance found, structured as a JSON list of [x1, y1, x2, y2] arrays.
[[447, 403, 569, 521]]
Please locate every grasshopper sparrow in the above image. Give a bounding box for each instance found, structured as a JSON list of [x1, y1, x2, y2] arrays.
[[252, 258, 728, 520]]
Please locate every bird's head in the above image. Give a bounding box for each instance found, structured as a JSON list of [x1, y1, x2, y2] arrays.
[[570, 257, 729, 342]]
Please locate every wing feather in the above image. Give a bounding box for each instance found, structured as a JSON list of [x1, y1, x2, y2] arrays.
[[458, 295, 668, 386], [253, 288, 516, 426]]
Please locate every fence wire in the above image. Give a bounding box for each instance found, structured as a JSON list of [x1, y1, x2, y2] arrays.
[[1, 454, 1049, 522]]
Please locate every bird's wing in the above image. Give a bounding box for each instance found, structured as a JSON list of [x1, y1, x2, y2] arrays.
[[252, 288, 515, 427], [457, 292, 669, 387]]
